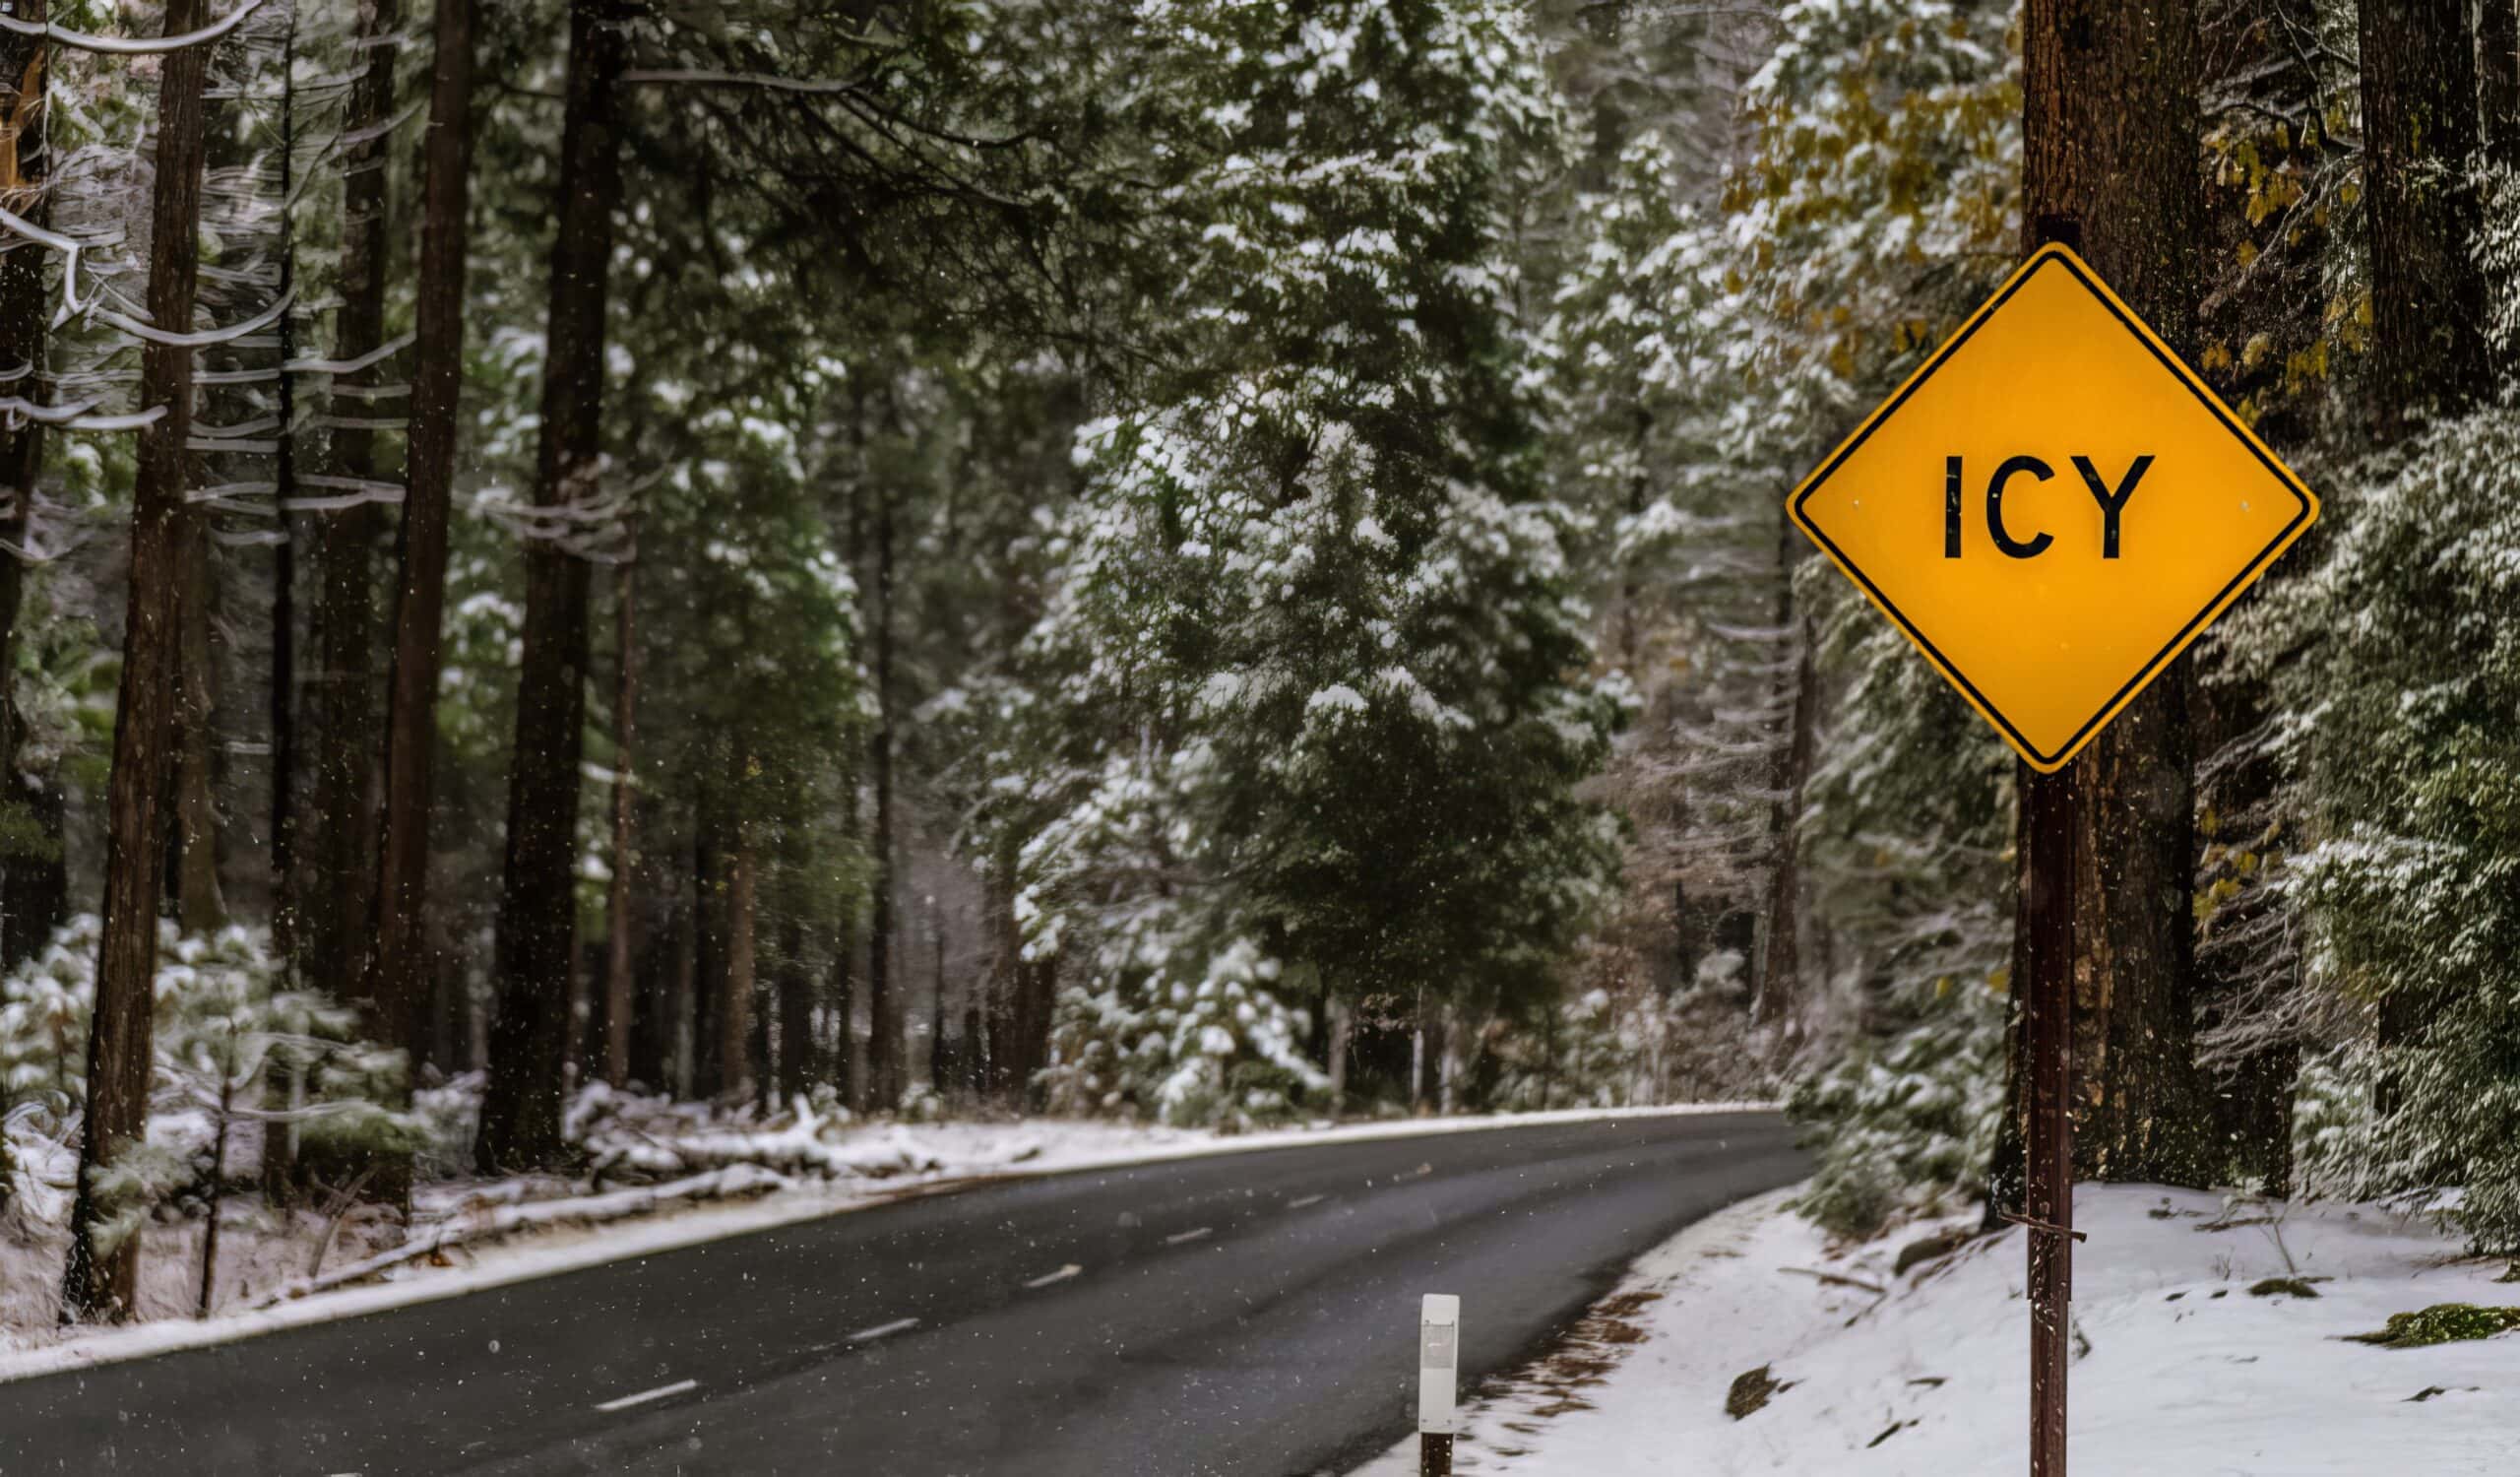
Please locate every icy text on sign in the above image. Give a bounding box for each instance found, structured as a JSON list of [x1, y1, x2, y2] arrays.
[[1786, 245, 2319, 773]]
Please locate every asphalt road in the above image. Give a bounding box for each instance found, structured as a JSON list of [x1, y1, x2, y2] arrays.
[[1, 1111, 1804, 1476]]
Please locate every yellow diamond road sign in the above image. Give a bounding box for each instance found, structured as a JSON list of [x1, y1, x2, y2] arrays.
[[1788, 244, 2319, 773]]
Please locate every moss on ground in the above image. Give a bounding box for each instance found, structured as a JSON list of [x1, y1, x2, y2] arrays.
[[2346, 1305, 2520, 1349]]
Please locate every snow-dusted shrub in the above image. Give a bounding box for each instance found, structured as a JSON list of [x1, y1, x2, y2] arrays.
[[1040, 935, 1328, 1128], [410, 1070, 486, 1180], [1790, 974, 2006, 1239], [2291, 1044, 2385, 1202], [1484, 986, 1624, 1111], [2232, 400, 2520, 1254], [0, 917, 419, 1235]]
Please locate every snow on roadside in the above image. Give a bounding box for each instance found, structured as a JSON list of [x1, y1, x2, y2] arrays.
[[1352, 1184, 2519, 1476], [0, 1098, 1774, 1382]]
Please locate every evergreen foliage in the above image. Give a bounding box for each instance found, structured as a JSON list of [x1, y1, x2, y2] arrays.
[[2234, 401, 2520, 1252], [1008, 0, 1624, 1121]]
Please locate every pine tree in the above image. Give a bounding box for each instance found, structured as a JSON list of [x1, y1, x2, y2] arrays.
[[371, 0, 480, 1106], [65, 0, 221, 1324], [1012, 0, 1623, 1120], [2235, 401, 2520, 1251], [477, 0, 630, 1172]]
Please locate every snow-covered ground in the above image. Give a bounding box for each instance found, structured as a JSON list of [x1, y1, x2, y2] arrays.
[[0, 1097, 1770, 1381], [1353, 1184, 2519, 1476]]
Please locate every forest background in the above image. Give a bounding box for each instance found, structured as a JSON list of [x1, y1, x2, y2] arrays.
[[1, 0, 2514, 1325]]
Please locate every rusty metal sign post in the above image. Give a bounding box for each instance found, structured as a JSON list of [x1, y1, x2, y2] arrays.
[[1787, 245, 2319, 1472], [2016, 767, 2082, 1475]]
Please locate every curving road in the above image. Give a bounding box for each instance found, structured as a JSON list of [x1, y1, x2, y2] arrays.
[[0, 1111, 1803, 1476]]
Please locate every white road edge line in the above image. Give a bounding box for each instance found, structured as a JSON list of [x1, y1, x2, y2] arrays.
[[1286, 1193, 1325, 1210], [1165, 1226, 1213, 1246], [849, 1316, 921, 1343], [1024, 1263, 1084, 1290], [594, 1378, 696, 1413]]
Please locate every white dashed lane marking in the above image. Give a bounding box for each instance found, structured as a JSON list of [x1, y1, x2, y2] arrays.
[[1024, 1263, 1084, 1290], [594, 1379, 696, 1413], [1164, 1226, 1213, 1246], [1285, 1193, 1325, 1210], [848, 1316, 921, 1344]]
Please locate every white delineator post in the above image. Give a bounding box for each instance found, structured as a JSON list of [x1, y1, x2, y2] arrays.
[[1419, 1293, 1460, 1476]]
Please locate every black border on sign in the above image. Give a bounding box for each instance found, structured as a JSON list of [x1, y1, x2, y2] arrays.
[[1786, 245, 2318, 771]]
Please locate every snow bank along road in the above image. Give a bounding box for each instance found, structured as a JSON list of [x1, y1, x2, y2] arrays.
[[0, 1111, 1802, 1475]]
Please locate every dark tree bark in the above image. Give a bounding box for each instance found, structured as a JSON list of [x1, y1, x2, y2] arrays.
[[1010, 949, 1054, 1110], [63, 0, 215, 1322], [1754, 520, 1814, 1036], [670, 878, 699, 1097], [174, 527, 223, 932], [2479, 1, 2520, 172], [369, 0, 476, 1202], [927, 910, 949, 1093], [722, 824, 757, 1105], [982, 866, 1023, 1107], [600, 554, 640, 1085], [0, 11, 63, 976], [774, 888, 812, 1103], [476, 0, 626, 1172], [689, 801, 724, 1100], [306, 0, 402, 1019], [2357, 0, 2493, 1089], [628, 855, 676, 1088], [1994, 0, 2218, 1205], [2359, 0, 2491, 436], [829, 907, 856, 1101], [865, 467, 900, 1110], [268, 17, 302, 980]]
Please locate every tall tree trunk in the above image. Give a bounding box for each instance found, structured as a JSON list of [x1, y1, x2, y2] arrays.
[[1326, 996, 1351, 1108], [369, 0, 475, 1204], [2359, 0, 2492, 1090], [0, 10, 63, 976], [174, 528, 224, 932], [866, 473, 899, 1110], [1995, 0, 2218, 1207], [601, 553, 639, 1085], [268, 15, 302, 981], [670, 881, 698, 1097], [1011, 950, 1054, 1109], [476, 0, 626, 1172], [836, 430, 867, 1109], [1754, 531, 1814, 1036], [307, 0, 402, 1013], [2359, 0, 2491, 438], [628, 854, 672, 1087], [982, 866, 1018, 1106], [829, 764, 858, 1105], [689, 803, 724, 1100], [2483, 0, 2520, 170], [721, 824, 757, 1105], [927, 909, 948, 1093], [63, 0, 215, 1323], [830, 909, 857, 1101], [775, 886, 811, 1103]]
